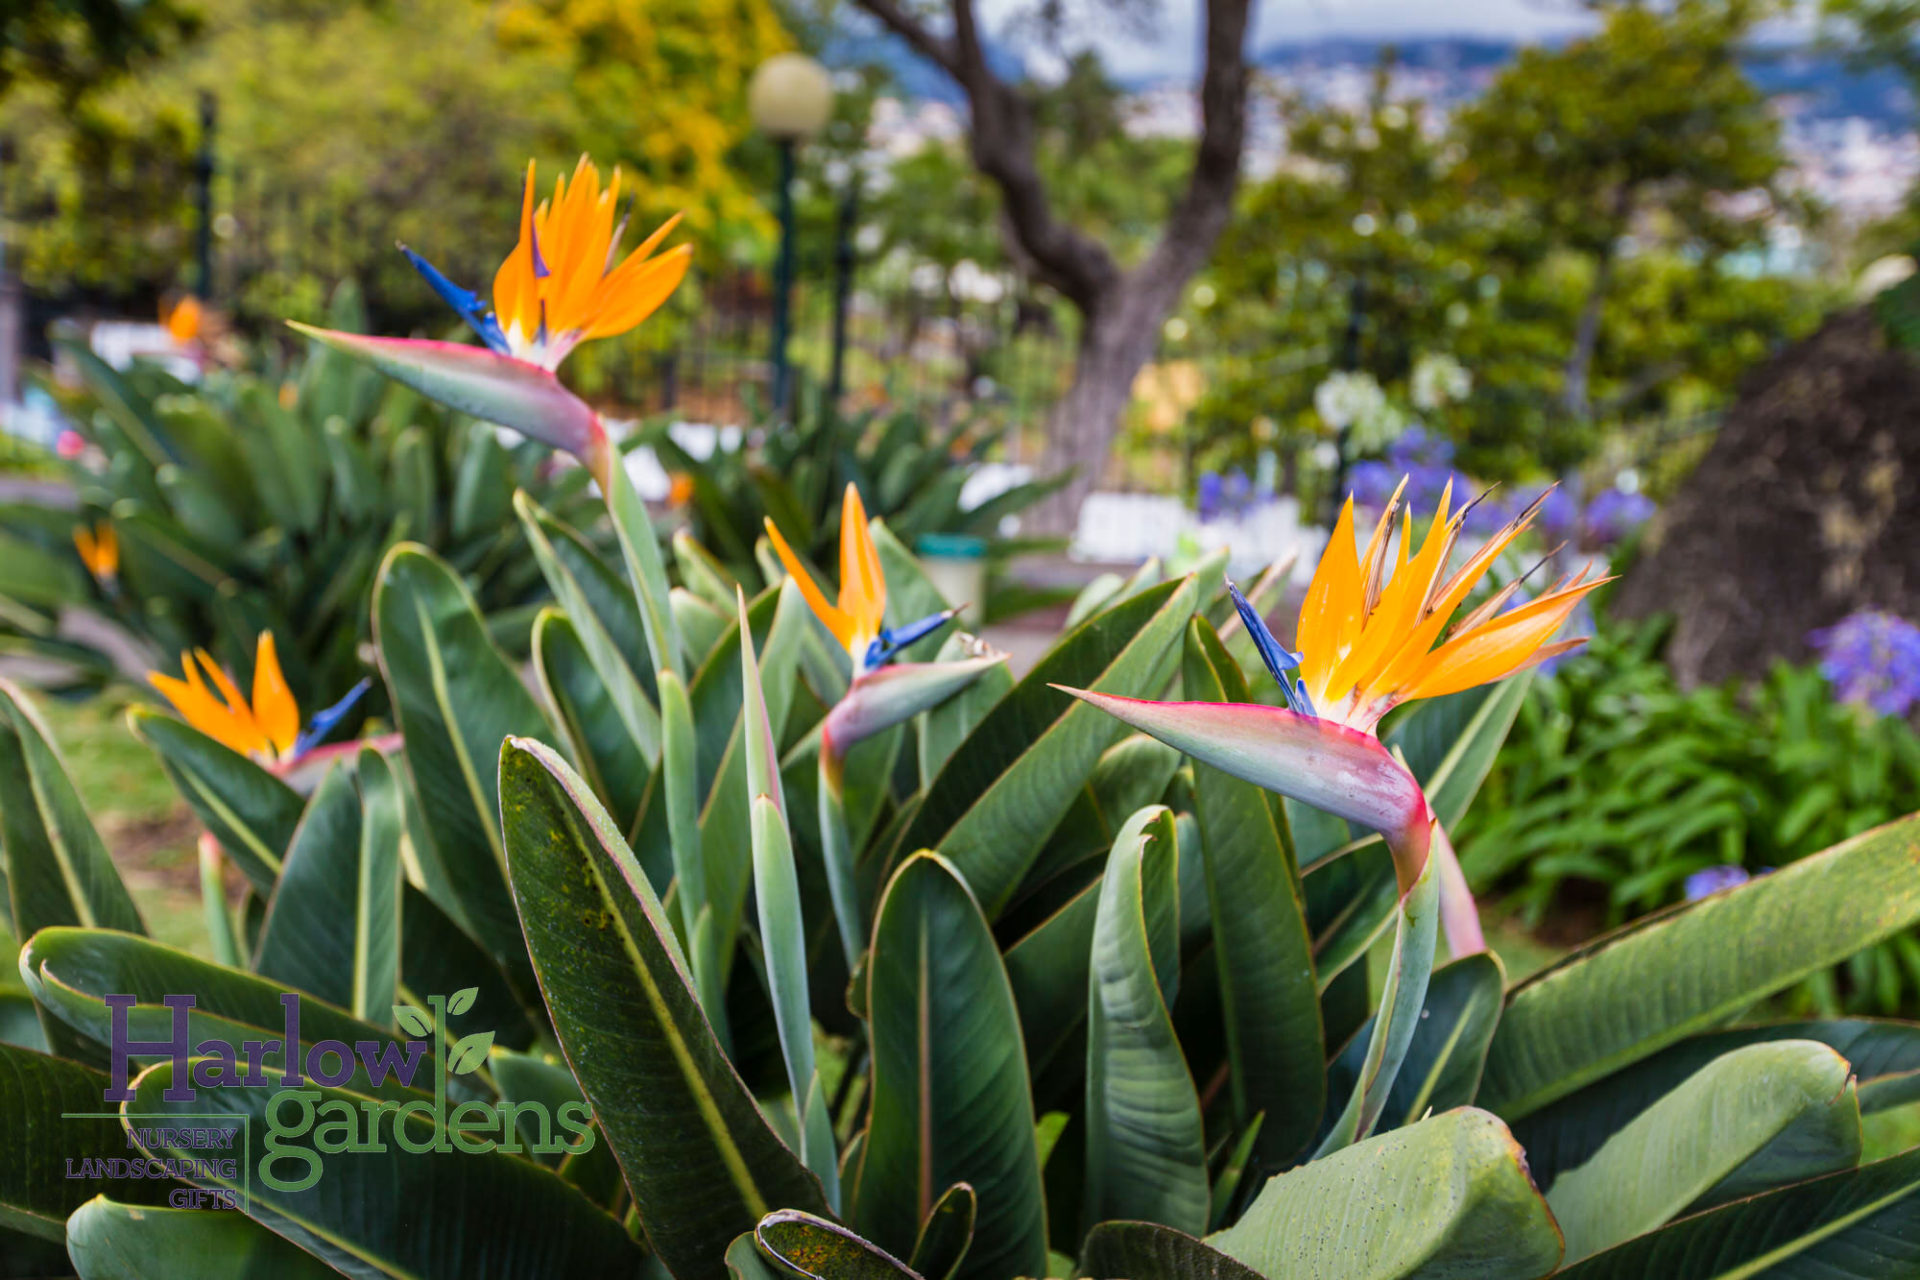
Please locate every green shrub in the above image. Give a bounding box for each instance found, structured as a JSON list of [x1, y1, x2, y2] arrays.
[[1459, 616, 1920, 1011]]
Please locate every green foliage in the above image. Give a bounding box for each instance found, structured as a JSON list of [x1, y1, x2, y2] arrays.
[[1457, 618, 1920, 1015], [2, 522, 1920, 1277], [643, 393, 1068, 620], [0, 284, 596, 705]]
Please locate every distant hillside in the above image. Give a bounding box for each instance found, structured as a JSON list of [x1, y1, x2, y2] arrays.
[[830, 26, 1913, 130]]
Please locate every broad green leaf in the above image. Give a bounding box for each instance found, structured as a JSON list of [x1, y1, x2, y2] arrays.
[[1004, 879, 1101, 1090], [1083, 806, 1208, 1235], [498, 738, 828, 1279], [253, 754, 401, 1024], [676, 588, 732, 667], [917, 631, 1012, 787], [0, 1044, 162, 1241], [676, 530, 740, 612], [398, 886, 539, 1053], [1079, 1222, 1266, 1280], [908, 1183, 976, 1280], [1207, 1108, 1562, 1280], [856, 853, 1047, 1280], [373, 543, 551, 997], [1481, 814, 1920, 1120], [1546, 1040, 1861, 1263], [1326, 952, 1505, 1137], [1554, 1147, 1920, 1279], [1517, 1018, 1920, 1191], [532, 607, 651, 835], [1181, 618, 1322, 1163], [123, 1057, 644, 1280], [516, 490, 660, 763], [0, 680, 144, 938], [1308, 843, 1398, 994], [1315, 853, 1439, 1156], [65, 1196, 340, 1279], [755, 1209, 920, 1278], [898, 577, 1198, 917]]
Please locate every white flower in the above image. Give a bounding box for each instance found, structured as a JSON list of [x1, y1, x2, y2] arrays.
[[1410, 352, 1472, 411], [1313, 371, 1387, 432]]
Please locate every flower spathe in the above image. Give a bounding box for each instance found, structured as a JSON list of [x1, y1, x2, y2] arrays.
[[148, 632, 369, 768], [1287, 477, 1604, 733], [291, 156, 690, 484], [407, 157, 691, 374], [73, 521, 117, 583], [765, 484, 958, 682]]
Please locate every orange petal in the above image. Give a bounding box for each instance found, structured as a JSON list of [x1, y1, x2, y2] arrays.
[[765, 516, 854, 648], [582, 245, 692, 340], [1297, 497, 1360, 698], [251, 631, 300, 758], [72, 526, 97, 573], [491, 160, 540, 340], [1404, 581, 1604, 700], [96, 523, 118, 577]]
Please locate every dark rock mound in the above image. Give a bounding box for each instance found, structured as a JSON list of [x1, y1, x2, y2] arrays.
[[1614, 306, 1920, 685]]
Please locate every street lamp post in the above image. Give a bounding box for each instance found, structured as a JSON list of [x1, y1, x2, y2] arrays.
[[196, 92, 217, 300], [748, 53, 833, 417]]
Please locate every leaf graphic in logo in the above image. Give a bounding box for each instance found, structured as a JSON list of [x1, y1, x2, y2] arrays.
[[447, 1029, 495, 1075], [394, 1004, 433, 1038], [447, 986, 479, 1016]]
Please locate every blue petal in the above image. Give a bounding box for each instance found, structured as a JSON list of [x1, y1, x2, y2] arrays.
[[863, 609, 957, 669], [1228, 579, 1314, 716], [292, 677, 373, 759], [399, 245, 511, 355]]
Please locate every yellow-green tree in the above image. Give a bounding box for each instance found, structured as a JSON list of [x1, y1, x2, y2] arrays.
[[0, 0, 789, 325]]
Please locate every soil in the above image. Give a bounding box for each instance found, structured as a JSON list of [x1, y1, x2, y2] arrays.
[[1614, 306, 1920, 685]]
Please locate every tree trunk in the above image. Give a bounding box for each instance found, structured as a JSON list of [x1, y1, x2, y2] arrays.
[[1032, 268, 1194, 533]]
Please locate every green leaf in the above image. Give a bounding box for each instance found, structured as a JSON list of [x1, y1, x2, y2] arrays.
[[1481, 814, 1920, 1121], [65, 1196, 341, 1279], [373, 543, 552, 997], [447, 986, 478, 1016], [602, 447, 686, 682], [398, 887, 539, 1052], [1003, 877, 1101, 1089], [516, 489, 661, 763], [1516, 1018, 1920, 1191], [122, 1057, 645, 1280], [393, 1005, 432, 1038], [855, 853, 1047, 1280], [1181, 618, 1322, 1163], [751, 795, 839, 1206], [0, 1044, 163, 1241], [19, 928, 437, 1097], [1084, 805, 1208, 1235], [908, 1183, 976, 1280], [1326, 952, 1505, 1136], [1079, 1222, 1266, 1280], [1554, 1147, 1920, 1279], [253, 752, 402, 1024], [897, 577, 1198, 918], [1207, 1108, 1562, 1280], [1315, 853, 1440, 1156], [754, 1210, 921, 1279], [1381, 673, 1533, 829], [498, 737, 828, 1279], [130, 696, 303, 898], [197, 840, 243, 970], [1546, 1040, 1861, 1263], [918, 633, 1012, 788], [532, 607, 652, 835], [0, 679, 144, 938]]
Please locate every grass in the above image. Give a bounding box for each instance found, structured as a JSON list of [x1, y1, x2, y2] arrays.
[[28, 692, 211, 957]]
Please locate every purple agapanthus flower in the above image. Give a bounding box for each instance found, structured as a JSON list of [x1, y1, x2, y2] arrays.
[[1347, 460, 1400, 509], [1685, 865, 1752, 900], [1809, 611, 1920, 718], [1197, 471, 1224, 523], [1535, 485, 1581, 543], [1583, 489, 1656, 547]]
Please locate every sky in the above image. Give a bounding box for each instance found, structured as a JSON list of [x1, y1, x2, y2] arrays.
[[976, 0, 1601, 80]]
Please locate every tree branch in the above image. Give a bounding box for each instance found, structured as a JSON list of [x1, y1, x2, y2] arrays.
[[852, 0, 960, 77]]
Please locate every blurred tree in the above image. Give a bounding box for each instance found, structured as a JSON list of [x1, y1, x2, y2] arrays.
[[848, 0, 1255, 530], [0, 0, 789, 327], [1, 0, 199, 105], [1456, 0, 1790, 420]]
